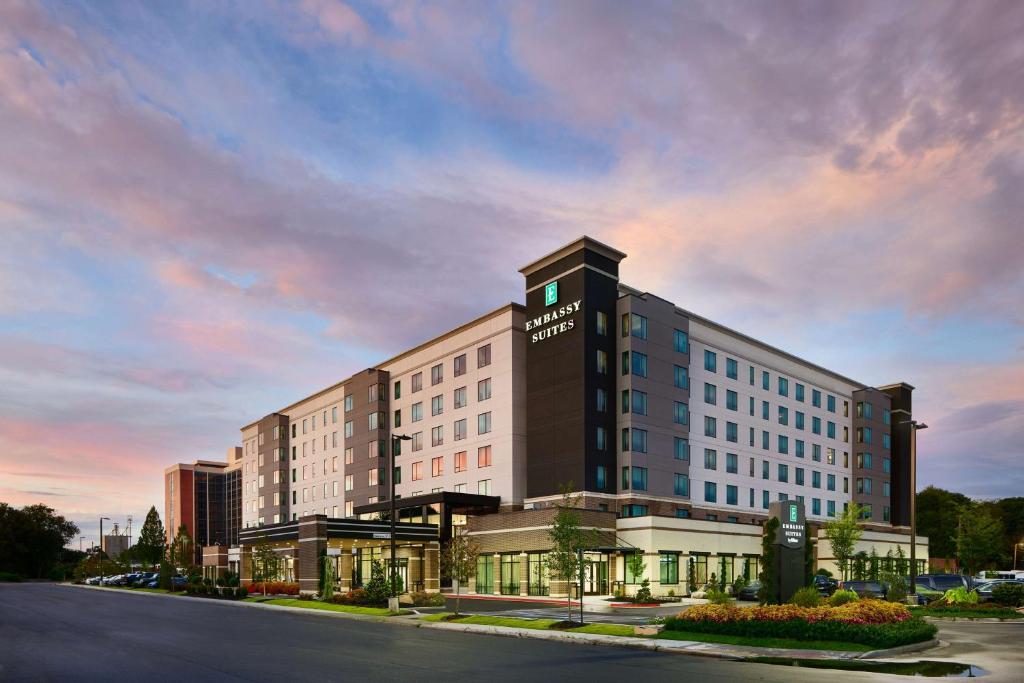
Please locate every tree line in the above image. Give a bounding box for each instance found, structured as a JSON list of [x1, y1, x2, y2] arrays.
[[915, 486, 1024, 574]]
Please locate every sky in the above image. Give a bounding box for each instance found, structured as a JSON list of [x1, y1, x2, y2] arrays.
[[1, 0, 1022, 548]]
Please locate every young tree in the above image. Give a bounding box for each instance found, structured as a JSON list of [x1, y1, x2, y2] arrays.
[[823, 503, 864, 581], [957, 504, 1004, 575], [441, 525, 480, 616], [546, 484, 595, 624], [251, 537, 281, 594], [136, 506, 166, 569], [627, 552, 651, 602]]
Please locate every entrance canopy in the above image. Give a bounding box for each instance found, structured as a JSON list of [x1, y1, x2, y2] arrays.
[[239, 516, 439, 546]]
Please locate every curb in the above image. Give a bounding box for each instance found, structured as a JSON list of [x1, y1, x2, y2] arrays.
[[858, 638, 941, 659], [922, 616, 1024, 623]]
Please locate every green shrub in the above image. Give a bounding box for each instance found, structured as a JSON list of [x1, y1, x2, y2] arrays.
[[942, 587, 978, 605], [790, 586, 822, 608], [634, 578, 653, 603], [829, 590, 859, 607], [705, 587, 733, 605], [410, 591, 446, 607], [815, 568, 834, 578], [0, 571, 23, 582], [992, 583, 1024, 608], [663, 614, 936, 648]]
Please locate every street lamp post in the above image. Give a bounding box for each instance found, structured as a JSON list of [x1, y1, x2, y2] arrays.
[[901, 420, 927, 597], [390, 434, 412, 613], [99, 517, 110, 585]]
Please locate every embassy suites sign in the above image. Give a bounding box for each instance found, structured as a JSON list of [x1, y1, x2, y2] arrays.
[[526, 280, 582, 343]]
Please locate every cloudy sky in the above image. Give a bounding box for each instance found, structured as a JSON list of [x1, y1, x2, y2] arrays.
[[1, 0, 1022, 545]]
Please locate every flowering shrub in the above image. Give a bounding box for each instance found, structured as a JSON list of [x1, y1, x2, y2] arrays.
[[247, 581, 299, 596], [330, 589, 378, 606], [664, 599, 934, 648]]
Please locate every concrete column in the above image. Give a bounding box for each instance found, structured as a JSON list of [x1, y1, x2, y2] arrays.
[[423, 543, 440, 593], [491, 554, 501, 596], [240, 546, 253, 587], [339, 552, 353, 592], [297, 514, 328, 595], [518, 552, 529, 597]]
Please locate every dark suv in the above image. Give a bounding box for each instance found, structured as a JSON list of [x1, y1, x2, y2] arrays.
[[813, 574, 838, 597], [840, 580, 887, 599]]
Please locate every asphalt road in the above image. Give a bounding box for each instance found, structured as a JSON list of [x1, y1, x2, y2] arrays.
[[0, 583, 1012, 682]]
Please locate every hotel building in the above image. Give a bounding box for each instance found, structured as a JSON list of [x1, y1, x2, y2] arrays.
[[191, 237, 927, 594]]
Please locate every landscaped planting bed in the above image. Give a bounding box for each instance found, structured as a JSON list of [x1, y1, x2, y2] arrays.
[[663, 600, 936, 648]]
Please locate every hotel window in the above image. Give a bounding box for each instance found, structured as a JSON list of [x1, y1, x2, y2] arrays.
[[368, 469, 378, 486], [431, 456, 443, 477], [412, 372, 423, 392], [674, 365, 689, 389], [827, 447, 836, 464], [454, 451, 467, 473], [812, 389, 821, 407], [883, 480, 890, 497], [704, 415, 717, 438], [622, 428, 629, 452], [660, 553, 679, 584], [827, 500, 836, 517], [811, 498, 821, 515], [704, 349, 717, 372], [857, 426, 871, 443], [778, 406, 788, 426], [704, 382, 717, 405], [411, 462, 422, 481], [883, 457, 891, 473], [621, 466, 629, 489], [795, 439, 804, 458], [827, 394, 836, 413], [477, 344, 491, 368], [452, 386, 466, 409], [632, 351, 648, 377], [749, 427, 755, 446], [344, 448, 354, 465], [778, 377, 789, 397], [631, 428, 648, 452], [812, 416, 821, 435], [392, 467, 400, 486], [726, 357, 738, 379], [596, 388, 607, 412], [272, 425, 280, 440], [778, 435, 788, 454], [749, 365, 755, 385], [778, 463, 788, 483], [431, 394, 444, 416], [303, 418, 308, 434], [344, 474, 353, 491], [762, 401, 769, 420], [795, 411, 804, 430], [393, 381, 401, 399], [795, 383, 805, 402], [596, 349, 608, 374], [478, 412, 492, 435], [273, 470, 280, 484], [726, 389, 737, 411], [674, 473, 689, 497], [345, 501, 353, 517], [749, 396, 755, 416], [331, 431, 338, 448], [478, 479, 492, 496], [454, 418, 466, 441], [628, 313, 648, 339], [332, 455, 338, 472], [344, 395, 354, 412], [704, 448, 717, 470], [812, 470, 821, 488], [454, 353, 467, 377], [882, 433, 891, 449], [727, 485, 738, 505], [762, 490, 770, 509], [596, 310, 608, 335], [393, 409, 402, 429], [291, 424, 297, 438], [596, 426, 607, 451], [861, 504, 873, 520], [827, 474, 836, 491], [726, 421, 738, 443], [864, 478, 873, 494], [368, 411, 382, 431], [412, 432, 423, 451], [857, 451, 873, 469], [411, 402, 423, 422], [796, 467, 805, 485], [344, 421, 353, 438], [631, 390, 647, 415], [676, 508, 691, 519], [674, 329, 689, 353], [762, 430, 769, 450], [478, 378, 492, 401], [704, 481, 717, 503], [431, 363, 443, 386], [621, 351, 628, 375], [596, 465, 607, 490], [367, 384, 378, 403], [621, 504, 648, 518], [631, 466, 648, 491], [674, 437, 689, 461], [843, 426, 849, 443], [431, 426, 443, 447], [762, 370, 769, 390], [762, 460, 769, 479], [726, 452, 738, 473], [844, 400, 849, 417], [883, 408, 891, 425]]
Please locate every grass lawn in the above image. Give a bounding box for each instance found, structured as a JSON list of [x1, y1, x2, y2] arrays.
[[909, 606, 1023, 620], [421, 613, 634, 637], [656, 630, 872, 652], [245, 598, 396, 616]]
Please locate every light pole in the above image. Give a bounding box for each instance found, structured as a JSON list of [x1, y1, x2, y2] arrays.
[[390, 433, 412, 612], [99, 517, 110, 585], [901, 420, 927, 596]]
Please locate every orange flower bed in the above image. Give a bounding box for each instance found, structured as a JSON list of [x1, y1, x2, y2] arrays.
[[247, 581, 300, 595], [677, 599, 910, 625]]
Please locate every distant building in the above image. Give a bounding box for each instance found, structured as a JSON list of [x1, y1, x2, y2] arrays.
[[101, 534, 130, 559], [164, 450, 242, 564]]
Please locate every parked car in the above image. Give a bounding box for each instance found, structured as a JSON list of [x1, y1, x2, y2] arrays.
[[85, 576, 101, 585], [145, 575, 187, 589], [840, 580, 887, 599], [735, 581, 761, 601], [915, 574, 972, 592], [813, 574, 838, 597], [974, 579, 1024, 603], [134, 572, 158, 586]]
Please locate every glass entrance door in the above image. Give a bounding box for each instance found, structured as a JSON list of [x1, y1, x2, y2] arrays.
[[584, 553, 609, 594]]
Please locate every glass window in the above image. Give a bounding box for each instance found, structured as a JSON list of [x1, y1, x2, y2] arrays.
[[660, 554, 679, 584], [431, 363, 443, 386], [726, 452, 738, 473], [795, 383, 805, 402], [762, 371, 770, 390], [596, 349, 607, 374], [454, 386, 467, 409], [812, 416, 821, 435], [596, 464, 607, 490], [704, 382, 717, 405], [882, 433, 891, 449], [431, 394, 443, 416], [674, 437, 689, 461], [762, 401, 769, 420], [727, 485, 738, 505], [726, 421, 738, 443], [454, 353, 467, 377], [454, 451, 467, 473], [827, 500, 836, 517], [674, 402, 688, 425], [631, 466, 648, 491], [630, 313, 648, 339], [795, 439, 805, 458], [477, 344, 491, 368], [393, 382, 401, 400], [477, 445, 491, 467], [778, 377, 789, 397], [762, 490, 770, 509], [478, 378, 492, 401], [827, 395, 836, 413], [704, 481, 717, 503], [477, 412, 492, 434], [632, 390, 648, 415], [596, 388, 607, 412], [812, 389, 821, 408], [674, 473, 689, 497], [704, 415, 716, 438], [828, 421, 837, 439], [431, 456, 443, 477], [344, 421, 353, 438], [827, 474, 836, 491], [704, 448, 717, 470], [454, 418, 467, 441], [778, 464, 788, 483], [796, 467, 805, 485], [631, 428, 648, 453], [726, 357, 738, 379], [778, 405, 788, 425], [762, 430, 769, 450], [674, 365, 689, 389], [674, 329, 689, 353], [596, 426, 606, 451], [704, 349, 717, 372], [795, 411, 804, 430], [411, 432, 423, 451], [411, 402, 423, 422], [596, 310, 607, 336], [778, 434, 788, 454], [632, 352, 648, 377], [412, 373, 422, 392], [726, 390, 737, 411], [883, 408, 891, 425], [762, 460, 769, 479]]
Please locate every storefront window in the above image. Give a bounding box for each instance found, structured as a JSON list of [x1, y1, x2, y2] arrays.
[[476, 556, 494, 593], [659, 554, 679, 584], [527, 552, 549, 596], [500, 554, 520, 595], [694, 555, 708, 586]]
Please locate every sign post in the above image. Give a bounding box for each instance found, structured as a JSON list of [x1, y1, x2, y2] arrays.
[[767, 500, 806, 604]]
